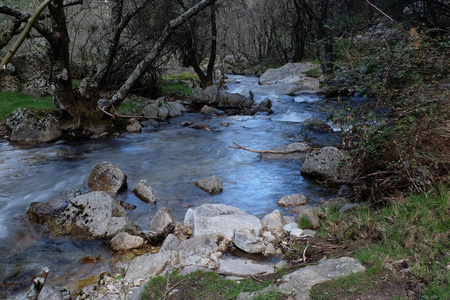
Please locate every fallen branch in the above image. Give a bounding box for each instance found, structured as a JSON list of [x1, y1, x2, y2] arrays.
[[97, 104, 165, 121], [229, 142, 314, 154]]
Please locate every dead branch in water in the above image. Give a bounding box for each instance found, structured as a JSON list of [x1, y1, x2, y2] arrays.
[[229, 142, 315, 154]]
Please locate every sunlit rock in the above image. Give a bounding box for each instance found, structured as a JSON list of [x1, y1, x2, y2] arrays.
[[124, 251, 176, 285], [237, 257, 365, 299]]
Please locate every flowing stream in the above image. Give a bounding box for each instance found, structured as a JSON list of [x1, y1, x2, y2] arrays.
[[0, 75, 345, 295]]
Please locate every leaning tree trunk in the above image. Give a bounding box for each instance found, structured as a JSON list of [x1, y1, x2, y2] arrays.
[[101, 0, 216, 112]]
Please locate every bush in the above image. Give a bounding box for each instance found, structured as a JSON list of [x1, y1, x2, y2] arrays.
[[332, 28, 450, 202]]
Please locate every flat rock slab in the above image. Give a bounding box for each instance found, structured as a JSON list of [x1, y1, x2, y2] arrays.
[[124, 251, 175, 284], [217, 258, 275, 277], [237, 257, 365, 300]]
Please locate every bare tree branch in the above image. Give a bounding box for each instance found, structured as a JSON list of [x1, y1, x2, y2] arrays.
[[0, 0, 53, 72], [101, 0, 216, 110]]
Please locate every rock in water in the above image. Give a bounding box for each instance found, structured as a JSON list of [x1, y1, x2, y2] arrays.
[[300, 146, 351, 180], [88, 161, 127, 194], [277, 193, 309, 207], [194, 175, 223, 194], [48, 191, 141, 240], [132, 179, 156, 204], [146, 207, 175, 246]]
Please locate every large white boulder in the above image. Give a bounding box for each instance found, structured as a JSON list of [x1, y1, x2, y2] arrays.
[[184, 204, 262, 240]]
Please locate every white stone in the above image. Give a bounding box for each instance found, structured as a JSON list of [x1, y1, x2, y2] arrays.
[[290, 228, 304, 238], [184, 204, 262, 240], [233, 228, 265, 254]]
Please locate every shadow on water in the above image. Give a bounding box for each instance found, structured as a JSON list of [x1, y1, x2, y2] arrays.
[[0, 75, 348, 295]]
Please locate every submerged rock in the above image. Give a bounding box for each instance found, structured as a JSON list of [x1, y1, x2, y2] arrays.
[[194, 175, 223, 194], [303, 118, 333, 133], [88, 161, 127, 194]]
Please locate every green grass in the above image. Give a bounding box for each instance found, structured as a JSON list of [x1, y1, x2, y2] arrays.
[[0, 91, 54, 119], [312, 186, 450, 299], [297, 216, 313, 229], [162, 72, 200, 83], [304, 67, 322, 78], [141, 269, 275, 300], [160, 83, 194, 97]]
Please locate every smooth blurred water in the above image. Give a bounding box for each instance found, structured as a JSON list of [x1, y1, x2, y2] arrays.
[[0, 75, 341, 295]]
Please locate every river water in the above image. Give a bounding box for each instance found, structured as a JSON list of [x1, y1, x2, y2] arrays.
[[0, 75, 343, 295]]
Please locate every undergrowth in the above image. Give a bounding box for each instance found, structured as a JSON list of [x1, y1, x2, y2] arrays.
[[141, 269, 277, 300], [329, 25, 450, 202], [314, 186, 449, 299]]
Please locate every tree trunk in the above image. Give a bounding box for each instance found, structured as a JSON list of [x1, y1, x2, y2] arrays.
[[47, 0, 77, 115]]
